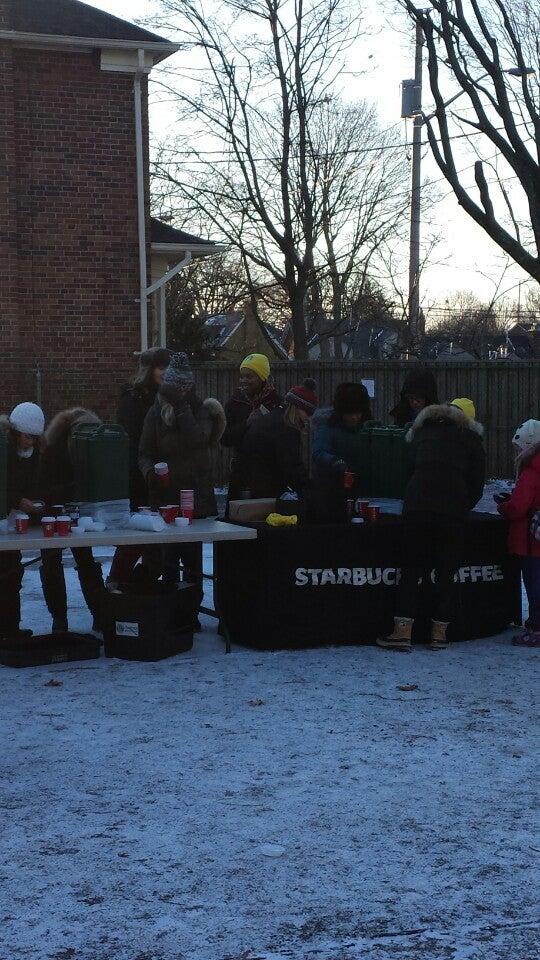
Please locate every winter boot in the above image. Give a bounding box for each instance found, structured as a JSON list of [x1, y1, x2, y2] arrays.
[[429, 620, 450, 650], [512, 630, 540, 648], [376, 617, 413, 652]]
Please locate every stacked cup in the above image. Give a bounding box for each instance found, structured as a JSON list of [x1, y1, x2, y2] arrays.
[[154, 462, 170, 487], [180, 489, 194, 524]]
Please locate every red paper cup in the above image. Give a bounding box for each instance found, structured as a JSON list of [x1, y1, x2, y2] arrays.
[[180, 488, 194, 506], [368, 505, 380, 521], [181, 508, 194, 524], [358, 500, 370, 519], [56, 516, 71, 537], [15, 514, 29, 534], [42, 517, 56, 538], [167, 505, 179, 521], [159, 505, 177, 524], [343, 470, 354, 490]]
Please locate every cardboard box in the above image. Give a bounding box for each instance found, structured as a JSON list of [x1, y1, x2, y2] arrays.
[[229, 498, 276, 522]]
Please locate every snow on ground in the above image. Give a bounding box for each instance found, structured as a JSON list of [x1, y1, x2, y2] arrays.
[[0, 549, 538, 960]]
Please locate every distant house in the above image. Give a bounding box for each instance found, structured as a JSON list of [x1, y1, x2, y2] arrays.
[[203, 306, 289, 362], [307, 322, 401, 360]]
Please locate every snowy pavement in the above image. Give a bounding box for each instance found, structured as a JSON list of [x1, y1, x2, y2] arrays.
[[0, 552, 538, 960]]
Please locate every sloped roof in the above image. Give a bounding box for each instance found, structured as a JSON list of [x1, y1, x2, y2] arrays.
[[6, 0, 173, 47], [150, 218, 219, 248]]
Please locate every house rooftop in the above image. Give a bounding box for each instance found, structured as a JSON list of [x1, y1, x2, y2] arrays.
[[7, 0, 168, 44], [150, 219, 220, 248]]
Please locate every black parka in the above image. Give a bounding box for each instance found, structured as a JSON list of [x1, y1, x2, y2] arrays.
[[0, 417, 41, 511], [240, 406, 309, 500], [117, 384, 157, 508], [403, 404, 486, 520]]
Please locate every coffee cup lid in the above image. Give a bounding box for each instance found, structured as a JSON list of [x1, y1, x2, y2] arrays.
[[42, 516, 55, 522]]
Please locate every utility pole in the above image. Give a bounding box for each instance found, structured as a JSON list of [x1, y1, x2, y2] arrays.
[[408, 19, 423, 343]]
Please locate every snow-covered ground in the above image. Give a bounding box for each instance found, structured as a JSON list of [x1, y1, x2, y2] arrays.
[[1, 550, 538, 960]]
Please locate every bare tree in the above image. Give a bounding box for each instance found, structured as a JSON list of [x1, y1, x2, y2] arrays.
[[399, 1, 540, 283], [309, 100, 408, 355], [152, 0, 407, 358]]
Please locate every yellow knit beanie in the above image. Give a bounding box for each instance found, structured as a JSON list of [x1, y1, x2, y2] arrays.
[[240, 353, 270, 382], [451, 398, 475, 420]]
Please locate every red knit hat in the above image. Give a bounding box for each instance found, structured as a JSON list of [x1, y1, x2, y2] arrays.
[[285, 379, 318, 416]]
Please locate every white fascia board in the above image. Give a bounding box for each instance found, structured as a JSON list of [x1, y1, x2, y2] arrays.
[[151, 242, 226, 257], [100, 49, 154, 73]]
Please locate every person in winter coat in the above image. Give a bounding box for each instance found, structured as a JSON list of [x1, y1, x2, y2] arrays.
[[39, 408, 106, 634], [312, 383, 375, 518], [221, 353, 281, 504], [240, 380, 318, 500], [389, 366, 438, 428], [107, 347, 170, 589], [0, 402, 45, 640], [497, 419, 540, 647], [139, 352, 226, 613], [377, 398, 485, 652]]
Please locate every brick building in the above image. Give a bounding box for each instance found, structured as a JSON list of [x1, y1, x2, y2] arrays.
[[0, 0, 181, 419]]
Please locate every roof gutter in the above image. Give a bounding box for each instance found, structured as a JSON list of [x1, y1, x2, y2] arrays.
[[0, 30, 180, 63], [151, 242, 226, 256]]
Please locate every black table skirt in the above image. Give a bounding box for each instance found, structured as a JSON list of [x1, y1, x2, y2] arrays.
[[214, 515, 522, 649]]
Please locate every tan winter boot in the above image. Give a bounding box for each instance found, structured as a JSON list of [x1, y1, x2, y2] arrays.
[[376, 617, 413, 652], [429, 620, 450, 650]]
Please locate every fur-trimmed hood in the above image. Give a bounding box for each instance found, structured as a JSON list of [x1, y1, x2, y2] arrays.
[[0, 414, 12, 436], [203, 398, 226, 444], [158, 396, 226, 445], [407, 403, 484, 442], [43, 407, 101, 448]]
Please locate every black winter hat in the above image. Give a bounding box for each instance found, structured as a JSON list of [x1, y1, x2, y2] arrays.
[[400, 367, 438, 403], [137, 347, 171, 369], [333, 382, 371, 416]]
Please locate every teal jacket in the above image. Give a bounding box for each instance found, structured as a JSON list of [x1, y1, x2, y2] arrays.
[[312, 410, 380, 481]]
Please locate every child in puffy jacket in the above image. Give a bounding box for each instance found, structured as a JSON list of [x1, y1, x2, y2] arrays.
[[497, 419, 540, 647]]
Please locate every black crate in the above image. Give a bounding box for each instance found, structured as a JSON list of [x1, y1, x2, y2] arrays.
[[0, 632, 101, 668], [103, 582, 196, 661]]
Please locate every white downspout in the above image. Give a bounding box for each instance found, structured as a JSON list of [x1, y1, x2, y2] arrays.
[[134, 49, 148, 351]]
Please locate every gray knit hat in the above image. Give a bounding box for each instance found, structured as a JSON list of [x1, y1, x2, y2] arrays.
[[162, 352, 194, 387]]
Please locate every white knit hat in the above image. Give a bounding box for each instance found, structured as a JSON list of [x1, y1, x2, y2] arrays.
[[512, 419, 540, 454], [9, 402, 45, 437]]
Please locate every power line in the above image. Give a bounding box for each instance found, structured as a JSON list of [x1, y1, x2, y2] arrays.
[[153, 118, 536, 164]]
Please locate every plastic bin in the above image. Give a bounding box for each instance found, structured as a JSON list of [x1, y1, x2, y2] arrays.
[[368, 427, 414, 499], [0, 429, 7, 519], [70, 423, 129, 503], [103, 582, 197, 661], [0, 632, 100, 668]]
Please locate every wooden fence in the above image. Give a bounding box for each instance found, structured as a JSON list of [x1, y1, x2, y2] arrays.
[[191, 360, 540, 484]]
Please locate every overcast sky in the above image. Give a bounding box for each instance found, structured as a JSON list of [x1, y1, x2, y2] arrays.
[[85, 0, 533, 310]]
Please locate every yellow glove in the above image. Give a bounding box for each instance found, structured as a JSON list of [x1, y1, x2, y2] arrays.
[[266, 512, 298, 527]]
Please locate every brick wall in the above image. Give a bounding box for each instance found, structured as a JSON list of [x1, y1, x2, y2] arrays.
[[0, 44, 150, 421]]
